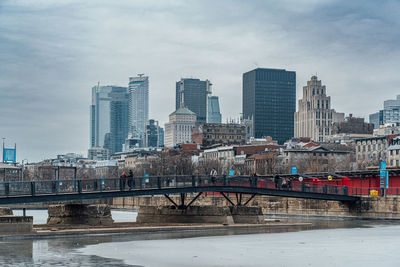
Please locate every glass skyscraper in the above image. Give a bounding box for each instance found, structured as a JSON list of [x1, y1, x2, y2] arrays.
[[90, 85, 129, 156], [145, 119, 160, 148], [109, 87, 129, 154], [207, 95, 222, 123], [90, 85, 113, 148], [176, 78, 211, 122], [242, 68, 296, 144], [128, 75, 149, 144]]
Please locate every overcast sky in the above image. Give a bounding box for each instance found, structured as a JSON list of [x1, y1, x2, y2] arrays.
[[1, 0, 399, 162]]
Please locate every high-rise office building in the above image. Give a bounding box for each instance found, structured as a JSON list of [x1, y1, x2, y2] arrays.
[[294, 76, 344, 142], [90, 85, 129, 156], [164, 107, 197, 147], [369, 95, 400, 128], [207, 95, 222, 123], [109, 87, 129, 154], [145, 119, 160, 148], [90, 85, 112, 148], [242, 68, 296, 144], [158, 127, 164, 147], [128, 75, 149, 145], [369, 111, 384, 129], [176, 78, 211, 122]]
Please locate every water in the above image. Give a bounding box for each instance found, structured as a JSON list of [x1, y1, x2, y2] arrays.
[[1, 210, 400, 266]]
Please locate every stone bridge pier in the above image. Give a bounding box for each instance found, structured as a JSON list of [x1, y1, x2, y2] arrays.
[[136, 206, 265, 225], [47, 204, 114, 226]]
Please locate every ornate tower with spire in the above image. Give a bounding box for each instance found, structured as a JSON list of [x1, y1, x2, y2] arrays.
[[294, 76, 344, 142]]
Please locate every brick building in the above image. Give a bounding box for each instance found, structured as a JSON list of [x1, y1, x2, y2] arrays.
[[332, 114, 374, 135], [192, 123, 245, 147]]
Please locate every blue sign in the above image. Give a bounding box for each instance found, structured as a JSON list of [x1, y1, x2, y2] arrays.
[[229, 170, 234, 176], [381, 161, 386, 170], [3, 148, 16, 162], [386, 171, 389, 189], [380, 170, 388, 188], [291, 166, 297, 175]]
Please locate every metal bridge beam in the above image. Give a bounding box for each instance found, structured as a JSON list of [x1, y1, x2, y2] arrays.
[[0, 186, 360, 205]]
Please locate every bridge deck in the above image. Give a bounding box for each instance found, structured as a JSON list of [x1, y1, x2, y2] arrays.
[[0, 176, 360, 204]]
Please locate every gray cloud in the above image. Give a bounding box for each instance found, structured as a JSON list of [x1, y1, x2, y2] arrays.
[[0, 0, 399, 161]]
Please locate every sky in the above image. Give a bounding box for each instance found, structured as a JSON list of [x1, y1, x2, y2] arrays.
[[1, 0, 399, 162]]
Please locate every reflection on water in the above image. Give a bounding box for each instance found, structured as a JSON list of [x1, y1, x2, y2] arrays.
[[0, 211, 400, 266]]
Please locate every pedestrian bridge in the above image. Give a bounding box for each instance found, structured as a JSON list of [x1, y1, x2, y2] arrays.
[[0, 176, 361, 205]]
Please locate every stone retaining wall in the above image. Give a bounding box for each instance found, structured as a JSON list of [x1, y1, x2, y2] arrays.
[[0, 216, 33, 233], [112, 194, 400, 219]]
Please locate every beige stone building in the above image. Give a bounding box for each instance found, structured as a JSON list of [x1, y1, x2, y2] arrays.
[[355, 136, 391, 168], [294, 76, 344, 142], [164, 107, 197, 147]]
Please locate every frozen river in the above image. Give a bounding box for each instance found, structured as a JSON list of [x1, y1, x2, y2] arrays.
[[1, 210, 400, 266]]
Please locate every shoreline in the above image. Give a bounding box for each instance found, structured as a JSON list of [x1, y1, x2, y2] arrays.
[[0, 222, 312, 240]]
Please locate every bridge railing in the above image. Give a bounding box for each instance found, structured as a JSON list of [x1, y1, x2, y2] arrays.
[[0, 175, 397, 198]]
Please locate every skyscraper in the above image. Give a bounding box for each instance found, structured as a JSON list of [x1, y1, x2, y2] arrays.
[[176, 78, 211, 122], [158, 127, 164, 147], [128, 75, 149, 145], [90, 85, 129, 156], [90, 85, 112, 148], [242, 68, 296, 144], [145, 119, 160, 148], [294, 76, 344, 142], [207, 95, 222, 123], [109, 87, 129, 154]]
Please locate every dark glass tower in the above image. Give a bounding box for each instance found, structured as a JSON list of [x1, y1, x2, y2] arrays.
[[109, 87, 129, 155], [176, 78, 211, 122], [243, 68, 296, 144]]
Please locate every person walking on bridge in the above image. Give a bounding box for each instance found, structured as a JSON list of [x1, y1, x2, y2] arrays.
[[120, 172, 127, 190], [127, 170, 134, 190], [210, 168, 218, 184], [274, 175, 281, 190]]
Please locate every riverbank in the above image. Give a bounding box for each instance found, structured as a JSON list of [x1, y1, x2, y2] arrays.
[[0, 221, 312, 240]]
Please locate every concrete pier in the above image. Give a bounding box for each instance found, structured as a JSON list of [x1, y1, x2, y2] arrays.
[[136, 206, 264, 224], [0, 216, 33, 234], [47, 204, 114, 226]]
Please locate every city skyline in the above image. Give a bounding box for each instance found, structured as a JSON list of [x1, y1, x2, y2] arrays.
[[1, 0, 399, 161]]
